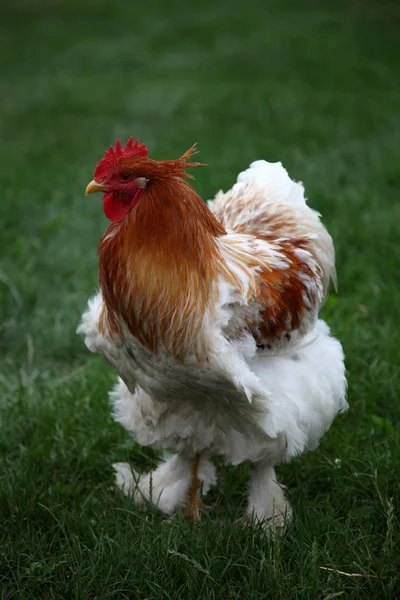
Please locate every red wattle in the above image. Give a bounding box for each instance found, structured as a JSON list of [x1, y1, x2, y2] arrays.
[[103, 190, 143, 222]]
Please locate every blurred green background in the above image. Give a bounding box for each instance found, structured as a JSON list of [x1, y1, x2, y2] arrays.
[[1, 0, 399, 598]]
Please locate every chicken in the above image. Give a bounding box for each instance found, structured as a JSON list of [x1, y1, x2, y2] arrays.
[[78, 138, 347, 528]]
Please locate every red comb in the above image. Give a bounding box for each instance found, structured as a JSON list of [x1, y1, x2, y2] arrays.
[[94, 137, 149, 180], [103, 137, 148, 160]]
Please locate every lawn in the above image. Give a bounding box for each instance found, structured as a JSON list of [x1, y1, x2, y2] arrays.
[[1, 0, 399, 597]]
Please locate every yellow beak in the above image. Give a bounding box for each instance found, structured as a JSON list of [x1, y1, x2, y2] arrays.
[[85, 180, 110, 195]]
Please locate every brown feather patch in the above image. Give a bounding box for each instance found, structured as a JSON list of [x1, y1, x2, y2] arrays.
[[256, 239, 321, 341], [98, 159, 225, 361]]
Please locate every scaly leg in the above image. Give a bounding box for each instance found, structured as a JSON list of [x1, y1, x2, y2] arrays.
[[183, 454, 203, 520]]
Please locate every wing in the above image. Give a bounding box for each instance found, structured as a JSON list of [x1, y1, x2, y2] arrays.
[[211, 160, 336, 347]]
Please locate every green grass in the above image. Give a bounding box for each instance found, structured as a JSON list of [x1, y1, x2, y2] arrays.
[[1, 0, 399, 597]]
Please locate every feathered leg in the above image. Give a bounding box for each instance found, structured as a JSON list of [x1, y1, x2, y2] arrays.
[[245, 462, 292, 529], [113, 453, 216, 516]]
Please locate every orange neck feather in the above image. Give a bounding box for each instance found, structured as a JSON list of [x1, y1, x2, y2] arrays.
[[98, 175, 226, 360]]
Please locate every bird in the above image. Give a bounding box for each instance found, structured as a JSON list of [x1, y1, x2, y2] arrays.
[[78, 137, 347, 528]]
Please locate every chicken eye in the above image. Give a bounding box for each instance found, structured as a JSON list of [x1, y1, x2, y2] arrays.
[[119, 173, 131, 182]]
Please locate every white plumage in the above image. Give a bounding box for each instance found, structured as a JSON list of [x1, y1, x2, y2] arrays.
[[79, 158, 347, 527]]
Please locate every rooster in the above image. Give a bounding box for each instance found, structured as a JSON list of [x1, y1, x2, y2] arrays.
[[78, 138, 347, 528]]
